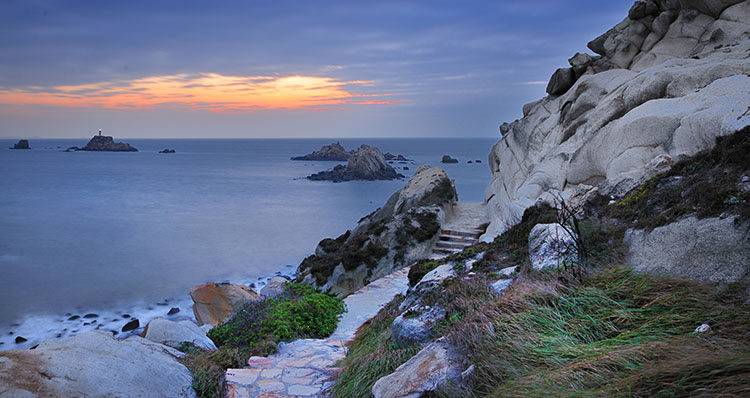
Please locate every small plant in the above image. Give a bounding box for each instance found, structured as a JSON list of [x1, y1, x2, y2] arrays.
[[408, 259, 441, 286]]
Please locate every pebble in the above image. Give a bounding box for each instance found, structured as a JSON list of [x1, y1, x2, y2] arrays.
[[15, 336, 27, 343], [68, 315, 80, 321], [83, 313, 98, 319], [168, 307, 180, 315]]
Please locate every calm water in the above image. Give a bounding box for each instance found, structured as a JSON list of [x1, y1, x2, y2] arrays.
[[0, 137, 496, 349]]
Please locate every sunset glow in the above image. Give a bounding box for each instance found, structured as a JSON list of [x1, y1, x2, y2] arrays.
[[0, 74, 400, 113]]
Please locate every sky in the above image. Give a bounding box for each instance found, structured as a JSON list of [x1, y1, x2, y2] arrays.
[[0, 0, 633, 139]]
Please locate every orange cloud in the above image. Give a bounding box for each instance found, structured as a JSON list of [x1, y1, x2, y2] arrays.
[[0, 73, 401, 112]]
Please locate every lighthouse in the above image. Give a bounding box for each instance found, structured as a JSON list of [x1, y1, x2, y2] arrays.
[[98, 128, 102, 136]]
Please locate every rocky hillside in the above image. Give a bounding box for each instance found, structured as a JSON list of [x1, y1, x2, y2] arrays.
[[483, 0, 750, 239], [296, 166, 456, 296]]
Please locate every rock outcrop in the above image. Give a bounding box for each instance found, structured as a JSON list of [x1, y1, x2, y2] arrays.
[[372, 338, 463, 398], [308, 144, 404, 182], [79, 135, 138, 152], [441, 155, 459, 164], [528, 223, 578, 270], [291, 142, 352, 161], [9, 139, 30, 149], [624, 215, 750, 284], [142, 318, 217, 351], [0, 331, 195, 397], [296, 166, 457, 296], [190, 282, 260, 326], [483, 0, 750, 240], [259, 276, 289, 298], [391, 305, 446, 347]]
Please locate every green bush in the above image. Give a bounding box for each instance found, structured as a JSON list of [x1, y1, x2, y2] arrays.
[[408, 259, 441, 286], [208, 283, 345, 349]]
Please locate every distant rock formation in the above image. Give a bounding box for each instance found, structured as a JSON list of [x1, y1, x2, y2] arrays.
[[483, 0, 750, 239], [159, 149, 176, 153], [297, 166, 457, 296], [308, 145, 404, 182], [79, 135, 138, 152], [9, 139, 30, 149], [441, 155, 459, 164], [384, 152, 411, 161], [292, 142, 352, 161]]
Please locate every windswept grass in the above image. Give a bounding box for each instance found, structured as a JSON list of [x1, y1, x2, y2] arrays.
[[443, 266, 750, 397]]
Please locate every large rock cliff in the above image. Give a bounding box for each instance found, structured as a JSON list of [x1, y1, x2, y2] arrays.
[[483, 0, 750, 239]]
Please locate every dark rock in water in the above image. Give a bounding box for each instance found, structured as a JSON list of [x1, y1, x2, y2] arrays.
[[9, 139, 30, 150], [68, 315, 80, 321], [384, 152, 411, 161], [167, 307, 180, 315], [475, 160, 482, 163], [403, 166, 409, 170], [441, 155, 459, 164], [65, 146, 81, 152], [308, 145, 404, 182], [292, 142, 352, 161], [30, 344, 38, 350], [468, 160, 473, 164], [159, 149, 176, 153], [79, 135, 138, 152], [122, 319, 139, 332], [83, 313, 98, 319], [15, 336, 27, 344], [122, 314, 130, 318]]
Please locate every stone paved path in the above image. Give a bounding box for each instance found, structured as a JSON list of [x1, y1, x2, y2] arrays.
[[225, 268, 410, 398]]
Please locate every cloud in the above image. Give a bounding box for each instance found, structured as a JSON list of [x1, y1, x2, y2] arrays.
[[0, 73, 401, 113]]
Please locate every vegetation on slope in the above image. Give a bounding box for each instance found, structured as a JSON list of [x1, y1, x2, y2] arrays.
[[182, 283, 345, 398], [332, 127, 750, 397]]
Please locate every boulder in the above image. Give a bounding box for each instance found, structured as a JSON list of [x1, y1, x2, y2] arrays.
[[142, 318, 217, 351], [308, 145, 404, 182], [546, 67, 577, 95], [528, 223, 578, 270], [190, 282, 260, 326], [291, 142, 352, 161], [296, 166, 457, 296], [491, 278, 513, 294], [441, 155, 459, 164], [391, 305, 446, 347], [9, 139, 30, 149], [122, 319, 140, 332], [0, 331, 195, 398], [482, 0, 750, 240], [80, 135, 138, 152], [372, 338, 463, 398], [624, 216, 750, 284], [259, 276, 288, 298]]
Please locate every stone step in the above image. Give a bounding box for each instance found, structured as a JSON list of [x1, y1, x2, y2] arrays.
[[441, 229, 483, 238], [435, 241, 474, 249], [438, 234, 476, 243]]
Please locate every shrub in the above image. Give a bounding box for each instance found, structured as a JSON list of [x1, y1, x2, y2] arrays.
[[408, 259, 441, 286]]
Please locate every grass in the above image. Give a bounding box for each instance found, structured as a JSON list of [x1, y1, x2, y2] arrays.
[[440, 265, 750, 397], [184, 283, 345, 398]]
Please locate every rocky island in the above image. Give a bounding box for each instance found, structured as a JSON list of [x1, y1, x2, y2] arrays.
[[291, 142, 352, 161], [307, 144, 405, 182], [78, 135, 138, 152], [9, 139, 30, 149]]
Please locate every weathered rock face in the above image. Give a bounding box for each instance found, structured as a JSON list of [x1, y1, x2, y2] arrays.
[[308, 145, 404, 182], [142, 318, 217, 351], [190, 282, 260, 326], [10, 139, 30, 149], [296, 166, 457, 296], [0, 331, 195, 398], [291, 141, 353, 161], [372, 338, 463, 398], [528, 223, 578, 270], [483, 0, 750, 240], [80, 135, 138, 152], [625, 216, 750, 284]]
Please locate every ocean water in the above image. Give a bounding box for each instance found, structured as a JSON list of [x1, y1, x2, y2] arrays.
[[0, 137, 496, 349]]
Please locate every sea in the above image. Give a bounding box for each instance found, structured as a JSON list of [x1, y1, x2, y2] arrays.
[[0, 137, 497, 349]]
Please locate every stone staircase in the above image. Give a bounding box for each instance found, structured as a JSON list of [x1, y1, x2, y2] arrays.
[[432, 228, 484, 256], [431, 202, 489, 258]]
